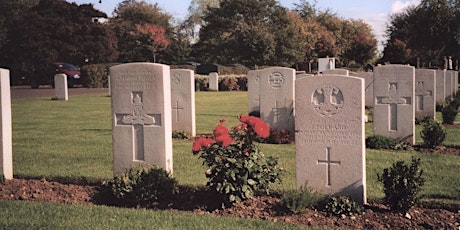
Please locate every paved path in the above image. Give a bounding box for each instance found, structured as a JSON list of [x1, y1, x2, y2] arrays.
[[10, 86, 109, 99]]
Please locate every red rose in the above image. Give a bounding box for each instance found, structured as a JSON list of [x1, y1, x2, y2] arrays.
[[216, 134, 232, 147], [213, 124, 229, 137], [253, 119, 270, 138]]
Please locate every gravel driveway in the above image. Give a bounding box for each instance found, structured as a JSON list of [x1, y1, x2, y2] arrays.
[[10, 86, 109, 99]]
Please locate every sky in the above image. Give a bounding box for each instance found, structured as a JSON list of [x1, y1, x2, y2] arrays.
[[68, 0, 421, 52]]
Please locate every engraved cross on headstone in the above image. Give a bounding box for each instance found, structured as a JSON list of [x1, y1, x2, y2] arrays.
[[115, 92, 160, 161], [317, 147, 341, 186], [172, 100, 184, 122], [376, 83, 411, 131], [415, 81, 432, 111], [271, 101, 286, 124]]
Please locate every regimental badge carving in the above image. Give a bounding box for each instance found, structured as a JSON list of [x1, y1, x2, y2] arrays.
[[172, 74, 181, 85], [122, 93, 155, 125], [312, 85, 344, 116], [268, 72, 285, 88]]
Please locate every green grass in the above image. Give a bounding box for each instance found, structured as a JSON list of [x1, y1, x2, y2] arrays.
[[0, 201, 311, 230], [3, 91, 460, 228]]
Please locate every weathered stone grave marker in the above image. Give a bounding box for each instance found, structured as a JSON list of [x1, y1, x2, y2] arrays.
[[0, 68, 12, 180], [436, 69, 446, 102], [209, 72, 219, 91], [373, 65, 415, 144], [110, 63, 172, 176], [318, 57, 335, 72], [447, 70, 457, 98], [247, 70, 261, 114], [415, 69, 436, 119], [259, 67, 295, 133], [295, 74, 366, 204], [54, 74, 68, 101], [170, 69, 196, 137]]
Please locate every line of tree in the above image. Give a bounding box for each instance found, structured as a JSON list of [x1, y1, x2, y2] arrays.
[[381, 0, 460, 68], [0, 0, 379, 81]]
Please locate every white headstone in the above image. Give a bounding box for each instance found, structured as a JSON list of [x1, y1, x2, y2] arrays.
[[373, 65, 415, 144], [54, 74, 68, 101], [295, 75, 366, 204], [454, 71, 459, 95], [259, 67, 295, 133], [435, 70, 446, 102], [110, 63, 173, 176], [321, 69, 349, 76], [415, 69, 436, 119], [209, 72, 219, 91], [0, 69, 12, 180], [447, 70, 457, 98], [247, 70, 261, 114], [445, 70, 454, 99], [170, 69, 196, 137], [357, 72, 374, 107], [318, 58, 335, 72]]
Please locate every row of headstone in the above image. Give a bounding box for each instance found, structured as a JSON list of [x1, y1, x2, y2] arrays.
[[352, 69, 458, 113]]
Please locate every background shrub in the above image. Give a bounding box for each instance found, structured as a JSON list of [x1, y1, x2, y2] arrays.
[[194, 76, 209, 91], [365, 135, 396, 149], [377, 157, 425, 213], [219, 76, 240, 91], [172, 130, 189, 139], [281, 186, 326, 212], [80, 63, 119, 88], [323, 196, 364, 217], [420, 118, 446, 148], [102, 164, 178, 207], [441, 103, 458, 124]]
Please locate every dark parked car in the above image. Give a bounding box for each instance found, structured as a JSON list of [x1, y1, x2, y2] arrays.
[[29, 62, 81, 88]]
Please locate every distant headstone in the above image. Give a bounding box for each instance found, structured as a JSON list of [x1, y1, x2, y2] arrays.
[[0, 69, 12, 180], [295, 75, 366, 204], [259, 67, 295, 133], [447, 70, 457, 98], [247, 70, 261, 114], [54, 74, 68, 101], [415, 69, 436, 119], [318, 58, 335, 72], [357, 72, 374, 107], [373, 65, 415, 144], [435, 70, 446, 102], [170, 69, 196, 137], [445, 70, 454, 99], [209, 72, 219, 91], [110, 63, 173, 176], [454, 71, 459, 94], [321, 69, 349, 76]]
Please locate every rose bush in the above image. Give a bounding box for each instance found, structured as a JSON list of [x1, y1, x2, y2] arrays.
[[192, 115, 284, 204]]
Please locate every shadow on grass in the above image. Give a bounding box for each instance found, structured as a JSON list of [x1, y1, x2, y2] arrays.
[[14, 174, 103, 186]]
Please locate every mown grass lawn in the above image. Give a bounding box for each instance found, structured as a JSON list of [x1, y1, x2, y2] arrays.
[[2, 91, 459, 229]]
